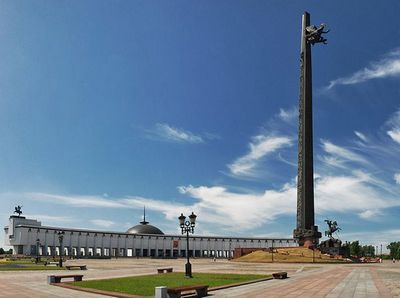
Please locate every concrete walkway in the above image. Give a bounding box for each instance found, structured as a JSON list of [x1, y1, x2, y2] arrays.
[[211, 266, 393, 298], [327, 269, 379, 298]]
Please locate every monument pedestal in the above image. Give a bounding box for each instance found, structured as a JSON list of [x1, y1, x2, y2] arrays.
[[293, 226, 322, 247], [319, 238, 348, 256]]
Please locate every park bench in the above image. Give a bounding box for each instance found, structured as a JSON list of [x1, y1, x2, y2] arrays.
[[157, 267, 173, 273], [47, 274, 84, 284], [45, 261, 59, 266], [272, 272, 288, 279], [65, 264, 87, 270], [167, 284, 208, 298]]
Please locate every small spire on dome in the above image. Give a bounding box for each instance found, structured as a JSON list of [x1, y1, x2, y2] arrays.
[[140, 206, 149, 225]]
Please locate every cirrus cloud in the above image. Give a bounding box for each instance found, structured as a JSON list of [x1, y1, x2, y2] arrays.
[[228, 134, 294, 177], [386, 109, 400, 145], [394, 173, 400, 184], [278, 107, 298, 124], [90, 219, 115, 228], [320, 139, 369, 167], [354, 131, 368, 143], [146, 123, 204, 144], [326, 48, 400, 90]]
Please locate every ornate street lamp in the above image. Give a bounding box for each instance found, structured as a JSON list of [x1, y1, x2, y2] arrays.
[[36, 238, 40, 263], [179, 212, 197, 278], [57, 231, 65, 267]]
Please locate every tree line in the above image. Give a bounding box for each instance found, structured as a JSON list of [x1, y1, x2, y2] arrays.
[[348, 241, 400, 259], [349, 241, 376, 257], [0, 248, 13, 254], [387, 241, 400, 259]]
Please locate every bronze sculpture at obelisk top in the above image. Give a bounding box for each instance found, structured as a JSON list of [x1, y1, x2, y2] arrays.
[[293, 12, 328, 247]]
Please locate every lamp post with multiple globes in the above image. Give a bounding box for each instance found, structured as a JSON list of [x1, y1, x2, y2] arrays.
[[36, 238, 40, 263], [57, 231, 65, 267], [178, 212, 197, 278]]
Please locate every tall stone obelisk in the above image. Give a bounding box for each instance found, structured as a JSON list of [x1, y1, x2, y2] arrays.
[[293, 12, 328, 247]]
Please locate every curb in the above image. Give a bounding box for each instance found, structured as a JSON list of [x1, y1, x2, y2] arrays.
[[209, 276, 273, 292], [53, 282, 143, 298]]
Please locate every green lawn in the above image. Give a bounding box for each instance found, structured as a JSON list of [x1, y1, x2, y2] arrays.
[[0, 265, 65, 271], [0, 258, 65, 271], [73, 272, 270, 296]]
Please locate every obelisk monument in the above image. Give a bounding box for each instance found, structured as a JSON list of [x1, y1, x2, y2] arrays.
[[293, 12, 328, 247]]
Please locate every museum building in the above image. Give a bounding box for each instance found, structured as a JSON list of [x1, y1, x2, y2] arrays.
[[4, 214, 297, 258]]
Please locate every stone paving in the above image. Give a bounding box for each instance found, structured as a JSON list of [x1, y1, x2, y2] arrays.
[[0, 258, 397, 297], [327, 268, 379, 298]]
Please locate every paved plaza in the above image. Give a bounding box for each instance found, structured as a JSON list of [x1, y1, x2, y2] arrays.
[[0, 258, 398, 297]]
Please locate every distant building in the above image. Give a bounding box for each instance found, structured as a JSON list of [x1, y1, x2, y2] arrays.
[[4, 214, 297, 258]]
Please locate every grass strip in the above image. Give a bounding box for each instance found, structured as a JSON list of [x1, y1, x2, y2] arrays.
[[73, 272, 270, 296], [0, 259, 65, 271], [0, 266, 65, 271], [0, 264, 65, 271]]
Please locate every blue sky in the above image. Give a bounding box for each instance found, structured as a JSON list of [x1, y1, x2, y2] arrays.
[[1, 1, 400, 251]]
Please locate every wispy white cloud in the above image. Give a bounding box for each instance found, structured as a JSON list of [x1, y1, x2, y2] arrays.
[[146, 123, 204, 143], [358, 209, 383, 220], [26, 214, 74, 223], [326, 48, 400, 89], [228, 135, 294, 177], [225, 108, 298, 178], [278, 107, 298, 123], [176, 170, 397, 230], [90, 219, 115, 228], [394, 173, 400, 184], [277, 153, 297, 167], [178, 183, 296, 230], [122, 196, 185, 221], [315, 111, 400, 221], [318, 155, 346, 169], [386, 109, 400, 145], [315, 174, 396, 215], [320, 139, 369, 166], [25, 191, 185, 222], [354, 131, 368, 142], [388, 130, 400, 144], [29, 192, 127, 208]]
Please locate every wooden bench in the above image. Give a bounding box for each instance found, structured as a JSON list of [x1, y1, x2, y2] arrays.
[[47, 274, 84, 284], [45, 261, 59, 266], [167, 284, 208, 298], [65, 265, 87, 270], [157, 267, 173, 273], [272, 272, 288, 279]]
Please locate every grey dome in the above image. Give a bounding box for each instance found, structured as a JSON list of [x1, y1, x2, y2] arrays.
[[127, 207, 164, 235], [126, 223, 164, 235]]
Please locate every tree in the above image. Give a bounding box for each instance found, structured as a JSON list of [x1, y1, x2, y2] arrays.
[[0, 248, 12, 255], [387, 242, 400, 259], [361, 245, 375, 257], [349, 241, 361, 257]]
